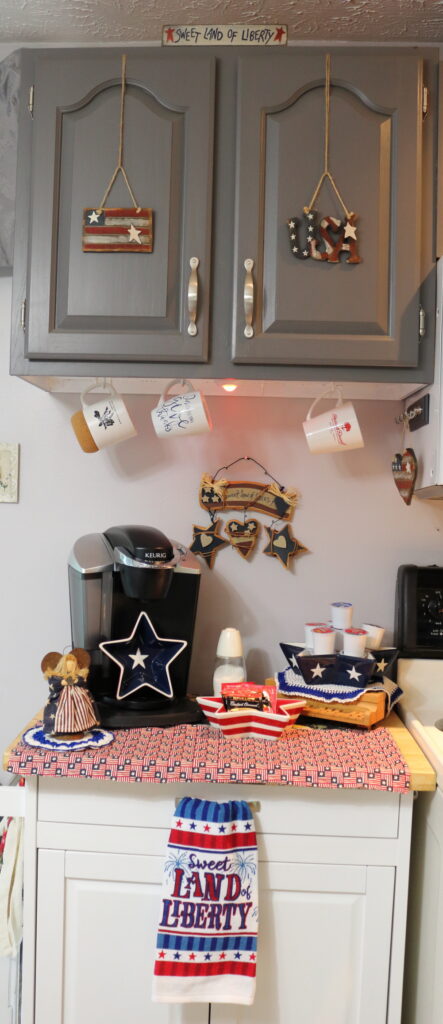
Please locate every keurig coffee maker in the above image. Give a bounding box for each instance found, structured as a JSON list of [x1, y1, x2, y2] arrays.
[[68, 525, 203, 727]]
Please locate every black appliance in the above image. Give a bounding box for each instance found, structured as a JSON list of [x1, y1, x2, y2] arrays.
[[68, 525, 203, 727], [395, 564, 443, 657]]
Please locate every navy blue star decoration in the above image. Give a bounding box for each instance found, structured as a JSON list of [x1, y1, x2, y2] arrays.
[[189, 520, 229, 569], [280, 642, 305, 675], [263, 524, 307, 570], [295, 653, 375, 687], [99, 611, 187, 701], [370, 648, 398, 682]]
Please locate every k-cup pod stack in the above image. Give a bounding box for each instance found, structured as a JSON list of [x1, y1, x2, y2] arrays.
[[343, 628, 368, 658], [304, 622, 329, 650], [362, 624, 385, 650], [312, 626, 335, 655]]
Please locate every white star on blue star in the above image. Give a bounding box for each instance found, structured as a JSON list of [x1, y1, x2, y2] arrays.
[[99, 611, 187, 701]]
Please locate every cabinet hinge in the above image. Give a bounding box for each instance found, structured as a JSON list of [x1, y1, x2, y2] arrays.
[[28, 85, 34, 117], [20, 299, 26, 330], [419, 305, 426, 339], [422, 85, 430, 118]]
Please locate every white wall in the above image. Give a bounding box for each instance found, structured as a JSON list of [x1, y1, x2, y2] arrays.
[[2, 274, 443, 773]]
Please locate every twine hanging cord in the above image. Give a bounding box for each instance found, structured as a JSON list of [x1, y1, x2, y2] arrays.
[[98, 54, 141, 212], [305, 54, 352, 221]]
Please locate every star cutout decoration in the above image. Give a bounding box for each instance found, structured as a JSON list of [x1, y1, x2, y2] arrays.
[[84, 208, 105, 226], [263, 524, 307, 570], [370, 648, 398, 681], [335, 655, 374, 687], [293, 654, 337, 686], [278, 634, 304, 675], [128, 223, 142, 244], [129, 648, 148, 669], [311, 662, 326, 679], [189, 520, 229, 569], [99, 610, 187, 701], [344, 219, 357, 240]]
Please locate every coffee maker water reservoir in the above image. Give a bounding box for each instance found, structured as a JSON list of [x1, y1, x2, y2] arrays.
[[68, 525, 202, 727]]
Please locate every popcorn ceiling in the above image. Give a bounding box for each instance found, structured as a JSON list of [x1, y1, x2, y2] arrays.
[[1, 0, 442, 43]]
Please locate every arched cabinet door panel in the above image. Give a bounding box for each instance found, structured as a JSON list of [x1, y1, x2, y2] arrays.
[[232, 53, 426, 368], [23, 51, 215, 363]]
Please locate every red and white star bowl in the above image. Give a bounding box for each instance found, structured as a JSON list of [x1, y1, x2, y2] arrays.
[[196, 695, 306, 740]]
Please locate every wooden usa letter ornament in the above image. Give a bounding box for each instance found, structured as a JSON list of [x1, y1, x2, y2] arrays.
[[288, 209, 360, 264]]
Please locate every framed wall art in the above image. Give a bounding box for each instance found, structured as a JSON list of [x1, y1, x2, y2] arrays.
[[0, 443, 19, 502]]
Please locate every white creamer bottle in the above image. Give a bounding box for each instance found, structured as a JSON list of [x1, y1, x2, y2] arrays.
[[212, 628, 246, 697]]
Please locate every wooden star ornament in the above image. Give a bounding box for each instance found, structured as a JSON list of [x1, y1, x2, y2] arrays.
[[189, 520, 229, 568], [263, 524, 307, 570]]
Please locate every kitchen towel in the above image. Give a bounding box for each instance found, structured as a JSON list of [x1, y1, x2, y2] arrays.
[[0, 817, 24, 957], [152, 797, 258, 1004]]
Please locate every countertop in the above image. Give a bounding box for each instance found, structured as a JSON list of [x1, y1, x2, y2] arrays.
[[3, 709, 436, 792]]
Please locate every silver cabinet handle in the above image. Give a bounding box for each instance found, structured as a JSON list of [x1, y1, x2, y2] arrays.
[[244, 258, 254, 338], [187, 257, 199, 336]]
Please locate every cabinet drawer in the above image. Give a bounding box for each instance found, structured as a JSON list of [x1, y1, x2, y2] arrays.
[[37, 779, 400, 839]]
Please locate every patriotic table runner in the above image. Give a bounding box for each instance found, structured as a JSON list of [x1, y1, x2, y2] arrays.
[[153, 797, 258, 1004], [6, 720, 410, 792]]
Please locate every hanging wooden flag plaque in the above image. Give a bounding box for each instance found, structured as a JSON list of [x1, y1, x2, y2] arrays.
[[83, 208, 153, 253]]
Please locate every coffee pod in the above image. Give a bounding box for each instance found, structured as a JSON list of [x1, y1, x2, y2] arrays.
[[343, 628, 368, 658], [362, 623, 385, 650], [330, 602, 353, 630], [312, 626, 335, 655], [304, 622, 329, 649]]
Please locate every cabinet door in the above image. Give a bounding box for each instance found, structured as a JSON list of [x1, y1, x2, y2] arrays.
[[35, 849, 208, 1024], [233, 52, 427, 368], [21, 50, 214, 364], [212, 861, 395, 1024]]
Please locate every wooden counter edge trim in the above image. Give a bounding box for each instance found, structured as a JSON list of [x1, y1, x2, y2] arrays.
[[383, 711, 436, 791], [2, 709, 43, 771]]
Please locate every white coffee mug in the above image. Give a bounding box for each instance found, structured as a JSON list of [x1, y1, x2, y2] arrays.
[[80, 383, 137, 449], [303, 385, 364, 454], [151, 379, 212, 438]]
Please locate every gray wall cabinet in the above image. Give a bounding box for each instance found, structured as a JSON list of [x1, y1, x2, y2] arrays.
[[10, 47, 437, 386]]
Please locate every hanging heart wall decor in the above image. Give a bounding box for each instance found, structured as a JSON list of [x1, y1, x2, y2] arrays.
[[391, 448, 418, 506]]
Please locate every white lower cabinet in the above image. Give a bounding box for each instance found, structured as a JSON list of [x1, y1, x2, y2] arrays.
[[26, 781, 413, 1024], [35, 849, 207, 1024], [213, 863, 395, 1024], [35, 849, 394, 1024]]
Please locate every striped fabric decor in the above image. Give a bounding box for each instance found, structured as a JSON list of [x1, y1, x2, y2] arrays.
[[153, 798, 258, 1005], [54, 684, 98, 734], [82, 208, 153, 252]]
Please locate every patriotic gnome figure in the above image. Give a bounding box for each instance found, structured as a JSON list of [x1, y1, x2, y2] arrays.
[[42, 648, 100, 737]]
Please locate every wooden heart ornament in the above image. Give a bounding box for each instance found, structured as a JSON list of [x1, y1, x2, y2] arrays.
[[392, 448, 418, 506], [225, 519, 260, 560]]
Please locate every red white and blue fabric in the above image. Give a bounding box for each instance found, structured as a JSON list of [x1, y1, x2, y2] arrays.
[[153, 797, 258, 1005]]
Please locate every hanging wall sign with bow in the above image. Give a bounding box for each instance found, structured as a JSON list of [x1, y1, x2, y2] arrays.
[[190, 457, 308, 571], [82, 55, 154, 254]]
